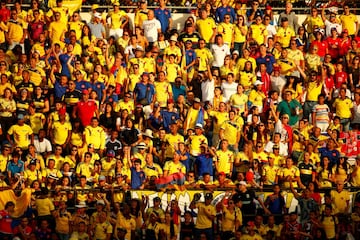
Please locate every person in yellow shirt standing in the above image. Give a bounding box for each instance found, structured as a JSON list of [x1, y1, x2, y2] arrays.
[[217, 13, 234, 46], [332, 88, 354, 132], [302, 7, 324, 34], [189, 192, 216, 240], [7, 114, 34, 150], [107, 2, 129, 40], [331, 181, 350, 214], [340, 4, 359, 37], [84, 117, 106, 156], [276, 17, 295, 48], [50, 110, 72, 148], [219, 110, 241, 150], [48, 11, 67, 46], [6, 8, 28, 52], [215, 139, 234, 177], [208, 102, 229, 147], [134, 0, 148, 28], [196, 9, 217, 44], [154, 71, 173, 107], [46, 0, 69, 24], [250, 15, 267, 45], [68, 12, 84, 41], [92, 211, 113, 240]]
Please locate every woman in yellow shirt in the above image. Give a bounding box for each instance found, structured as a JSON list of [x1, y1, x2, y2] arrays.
[[282, 74, 303, 101], [81, 25, 96, 47], [27, 0, 45, 22], [233, 15, 248, 56], [220, 192, 242, 239], [220, 55, 238, 79], [316, 156, 333, 188], [332, 155, 352, 183], [239, 61, 256, 91]]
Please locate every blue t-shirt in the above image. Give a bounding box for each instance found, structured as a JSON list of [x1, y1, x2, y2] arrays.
[[154, 8, 171, 32], [195, 154, 213, 177], [256, 54, 276, 74], [7, 160, 24, 177], [75, 80, 92, 92], [131, 167, 146, 189], [171, 84, 186, 102], [91, 81, 106, 101], [318, 147, 340, 166], [54, 80, 67, 99], [161, 110, 180, 132], [59, 54, 72, 78], [134, 83, 155, 104], [215, 6, 236, 23]]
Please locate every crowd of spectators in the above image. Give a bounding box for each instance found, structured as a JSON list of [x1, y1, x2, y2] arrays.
[[1, 0, 360, 239]]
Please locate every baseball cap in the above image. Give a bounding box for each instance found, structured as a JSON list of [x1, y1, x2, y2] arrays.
[[107, 150, 115, 157], [96, 199, 105, 205], [17, 114, 25, 120], [194, 97, 201, 103], [98, 175, 106, 181], [94, 12, 102, 19], [82, 89, 89, 95], [239, 181, 247, 186]]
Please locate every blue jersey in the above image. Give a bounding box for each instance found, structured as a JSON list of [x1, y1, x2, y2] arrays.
[[215, 6, 236, 23], [195, 154, 213, 177], [131, 167, 146, 189], [154, 8, 171, 32]]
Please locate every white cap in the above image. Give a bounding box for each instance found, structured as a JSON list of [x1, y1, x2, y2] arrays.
[[254, 80, 264, 86], [94, 12, 102, 19]]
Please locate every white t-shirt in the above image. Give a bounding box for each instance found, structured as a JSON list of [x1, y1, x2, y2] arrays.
[[211, 43, 230, 68], [124, 44, 142, 60], [221, 81, 238, 102], [34, 137, 53, 154], [266, 24, 277, 38], [201, 78, 215, 103], [142, 18, 161, 42], [324, 19, 342, 37]]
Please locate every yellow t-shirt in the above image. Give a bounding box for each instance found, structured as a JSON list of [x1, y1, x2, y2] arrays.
[[236, 57, 257, 72], [68, 21, 84, 40], [279, 166, 300, 188], [322, 215, 338, 239], [331, 189, 350, 213], [115, 100, 134, 113], [52, 121, 72, 145], [35, 198, 55, 216], [48, 21, 67, 44], [333, 97, 353, 118], [306, 81, 323, 102], [144, 163, 163, 178], [217, 22, 234, 45], [164, 133, 184, 158], [75, 162, 94, 179], [55, 211, 72, 234], [234, 25, 247, 43], [94, 221, 113, 240], [163, 161, 186, 175], [163, 62, 181, 83], [196, 17, 216, 43], [222, 206, 242, 231], [263, 165, 280, 185], [250, 23, 267, 45], [209, 110, 229, 134], [229, 93, 248, 114], [84, 126, 106, 150], [7, 19, 27, 42], [276, 26, 295, 48], [108, 10, 127, 29], [8, 124, 33, 150], [215, 150, 234, 174], [340, 14, 358, 36], [195, 48, 213, 71], [188, 134, 208, 156], [220, 121, 240, 145], [195, 202, 216, 229], [154, 81, 172, 107], [29, 113, 45, 134]]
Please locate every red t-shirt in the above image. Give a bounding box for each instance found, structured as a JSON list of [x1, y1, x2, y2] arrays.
[[0, 210, 13, 234], [326, 37, 341, 59], [13, 225, 32, 237], [339, 38, 351, 56], [335, 71, 348, 89], [310, 40, 328, 58], [76, 100, 97, 127]]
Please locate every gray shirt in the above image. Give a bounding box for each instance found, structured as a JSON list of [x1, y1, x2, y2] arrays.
[[88, 22, 105, 39], [278, 11, 299, 32]]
